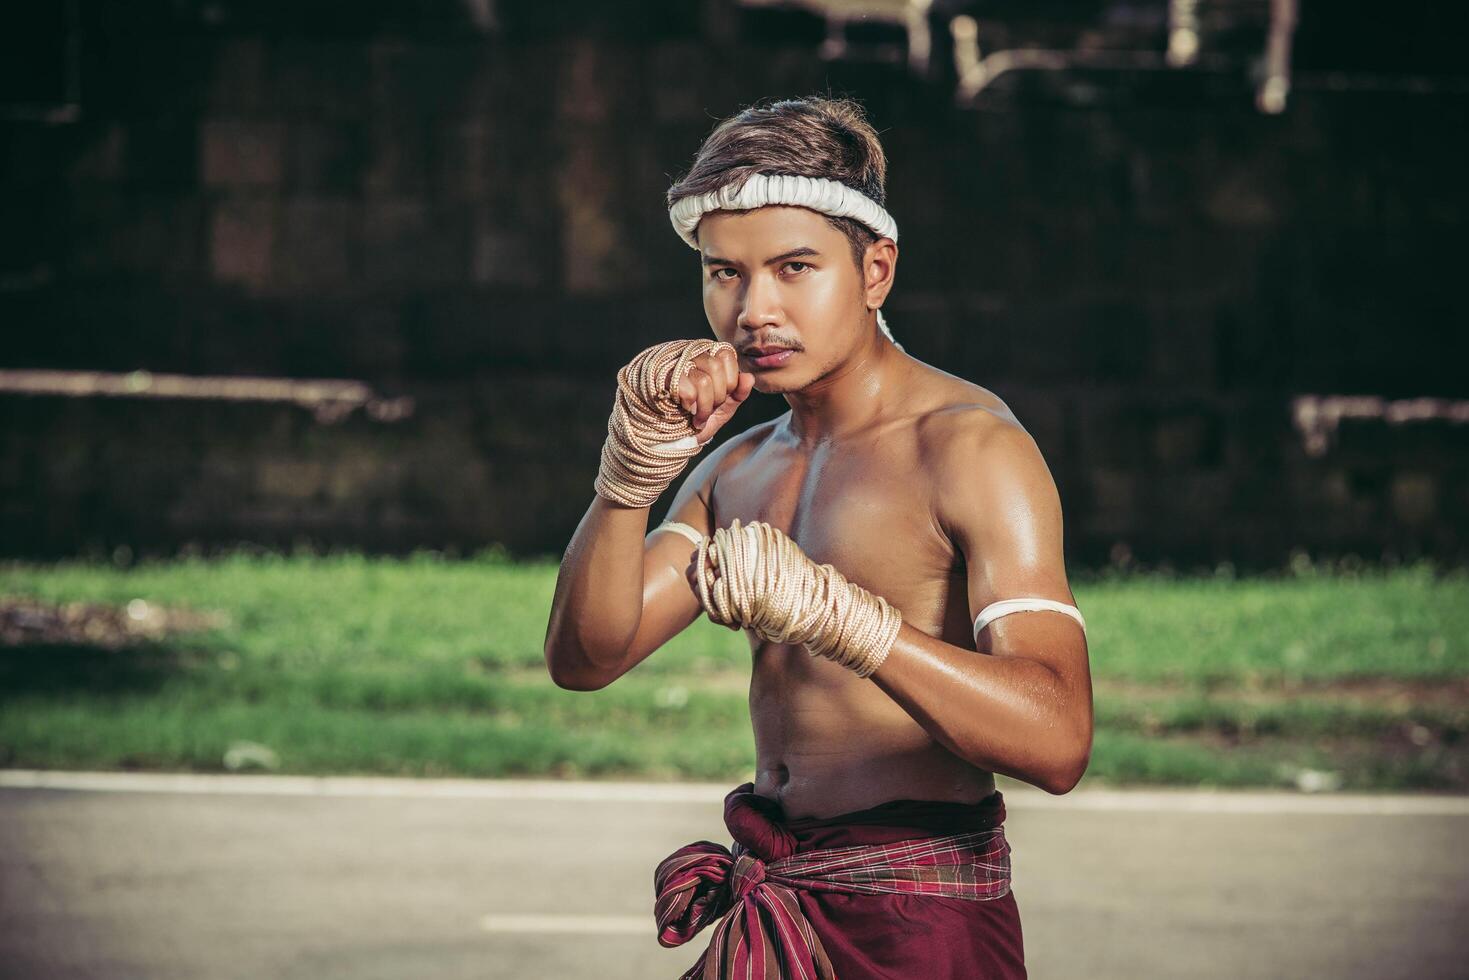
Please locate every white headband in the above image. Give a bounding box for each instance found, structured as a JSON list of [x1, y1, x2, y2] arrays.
[[667, 173, 901, 346]]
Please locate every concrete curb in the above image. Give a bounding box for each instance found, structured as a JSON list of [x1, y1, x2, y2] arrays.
[[4, 769, 1468, 815]]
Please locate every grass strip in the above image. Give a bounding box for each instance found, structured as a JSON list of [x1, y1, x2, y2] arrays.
[[1, 553, 1466, 789]]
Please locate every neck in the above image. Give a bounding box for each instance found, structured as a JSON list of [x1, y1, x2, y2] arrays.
[[784, 325, 905, 444]]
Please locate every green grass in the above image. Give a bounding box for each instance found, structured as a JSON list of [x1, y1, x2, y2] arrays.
[[1079, 561, 1467, 685], [1, 552, 1465, 791]]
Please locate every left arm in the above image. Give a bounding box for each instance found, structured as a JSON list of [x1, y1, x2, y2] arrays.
[[868, 420, 1094, 795]]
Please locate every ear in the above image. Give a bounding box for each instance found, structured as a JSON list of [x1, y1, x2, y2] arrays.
[[862, 238, 898, 313]]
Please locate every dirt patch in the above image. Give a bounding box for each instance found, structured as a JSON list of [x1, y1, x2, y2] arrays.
[[0, 595, 230, 649], [1096, 676, 1469, 707]]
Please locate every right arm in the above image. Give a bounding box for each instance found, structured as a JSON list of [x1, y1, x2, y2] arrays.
[[542, 345, 752, 690]]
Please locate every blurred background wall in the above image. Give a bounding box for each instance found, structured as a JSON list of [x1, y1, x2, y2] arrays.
[[2, 0, 1466, 567]]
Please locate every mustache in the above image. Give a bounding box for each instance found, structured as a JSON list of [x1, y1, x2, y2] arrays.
[[738, 339, 803, 353]]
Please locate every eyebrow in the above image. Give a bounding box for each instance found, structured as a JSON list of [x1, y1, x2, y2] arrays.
[[701, 246, 822, 268]]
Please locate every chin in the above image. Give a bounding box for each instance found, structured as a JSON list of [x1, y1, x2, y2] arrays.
[[752, 372, 806, 395]]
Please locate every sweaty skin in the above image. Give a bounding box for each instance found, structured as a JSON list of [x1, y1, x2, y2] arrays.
[[544, 205, 1093, 819]]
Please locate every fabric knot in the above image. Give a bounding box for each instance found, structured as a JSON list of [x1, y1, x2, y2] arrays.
[[653, 783, 1012, 979], [730, 852, 766, 900]]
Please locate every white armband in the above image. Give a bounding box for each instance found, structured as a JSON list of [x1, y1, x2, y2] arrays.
[[651, 521, 705, 546], [973, 597, 1086, 642]]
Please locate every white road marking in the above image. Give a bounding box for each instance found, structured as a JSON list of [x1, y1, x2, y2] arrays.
[[0, 770, 728, 802], [478, 913, 651, 935], [1004, 787, 1469, 816], [2, 769, 1466, 816]]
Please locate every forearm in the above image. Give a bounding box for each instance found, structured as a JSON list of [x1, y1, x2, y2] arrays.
[[543, 496, 651, 687], [544, 340, 742, 688], [870, 622, 1093, 794]]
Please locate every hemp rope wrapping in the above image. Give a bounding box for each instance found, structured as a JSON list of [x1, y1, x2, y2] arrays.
[[594, 339, 736, 508], [694, 518, 902, 678]]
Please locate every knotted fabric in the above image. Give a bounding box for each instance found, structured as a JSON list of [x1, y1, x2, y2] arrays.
[[594, 339, 735, 507], [655, 785, 1013, 980], [693, 518, 902, 677]]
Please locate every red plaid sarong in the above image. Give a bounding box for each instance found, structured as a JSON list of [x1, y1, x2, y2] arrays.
[[654, 787, 1013, 980]]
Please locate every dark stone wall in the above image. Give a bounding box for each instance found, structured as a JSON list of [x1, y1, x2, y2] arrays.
[[3, 2, 1466, 566]]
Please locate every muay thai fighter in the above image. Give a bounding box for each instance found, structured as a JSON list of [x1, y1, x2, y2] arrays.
[[544, 96, 1093, 979]]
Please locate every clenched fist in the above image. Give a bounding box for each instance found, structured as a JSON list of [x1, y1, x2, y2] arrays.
[[673, 344, 755, 444], [594, 339, 756, 508]]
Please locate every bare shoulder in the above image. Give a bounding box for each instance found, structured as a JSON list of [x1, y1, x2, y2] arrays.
[[907, 368, 1056, 522], [910, 368, 1030, 460]]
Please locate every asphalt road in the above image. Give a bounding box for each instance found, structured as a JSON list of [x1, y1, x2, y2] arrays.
[[1, 771, 1466, 980]]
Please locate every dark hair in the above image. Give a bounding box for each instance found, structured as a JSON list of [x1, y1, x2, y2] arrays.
[[666, 96, 889, 271]]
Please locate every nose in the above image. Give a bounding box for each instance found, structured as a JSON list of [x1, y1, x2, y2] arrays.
[[736, 271, 784, 332]]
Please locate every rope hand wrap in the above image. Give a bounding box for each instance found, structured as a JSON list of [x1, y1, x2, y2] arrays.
[[594, 339, 736, 508], [694, 519, 902, 678]]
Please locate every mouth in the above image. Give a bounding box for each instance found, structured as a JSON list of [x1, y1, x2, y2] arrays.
[[741, 346, 798, 370]]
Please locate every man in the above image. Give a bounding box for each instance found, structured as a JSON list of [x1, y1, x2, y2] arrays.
[[544, 96, 1092, 979]]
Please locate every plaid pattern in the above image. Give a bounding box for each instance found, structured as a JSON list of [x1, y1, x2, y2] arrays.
[[655, 827, 1012, 979]]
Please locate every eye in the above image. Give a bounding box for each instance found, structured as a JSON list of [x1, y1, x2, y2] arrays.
[[784, 261, 810, 274], [711, 268, 737, 280]]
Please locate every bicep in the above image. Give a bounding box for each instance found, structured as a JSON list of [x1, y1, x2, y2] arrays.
[[945, 426, 1088, 670]]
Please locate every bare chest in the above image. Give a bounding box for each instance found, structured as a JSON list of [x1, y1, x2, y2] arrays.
[[710, 432, 962, 638]]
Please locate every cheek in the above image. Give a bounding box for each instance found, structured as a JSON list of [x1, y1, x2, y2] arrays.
[[702, 282, 729, 320], [792, 272, 858, 317]]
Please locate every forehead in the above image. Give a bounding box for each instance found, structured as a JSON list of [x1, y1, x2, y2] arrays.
[[695, 205, 843, 256]]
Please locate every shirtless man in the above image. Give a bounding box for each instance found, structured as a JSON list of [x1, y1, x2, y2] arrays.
[[544, 96, 1091, 979]]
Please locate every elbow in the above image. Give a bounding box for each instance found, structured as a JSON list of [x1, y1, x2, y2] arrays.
[[543, 641, 615, 692], [551, 671, 611, 692], [1037, 686, 1094, 795], [1040, 763, 1085, 796], [1040, 733, 1093, 796]]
